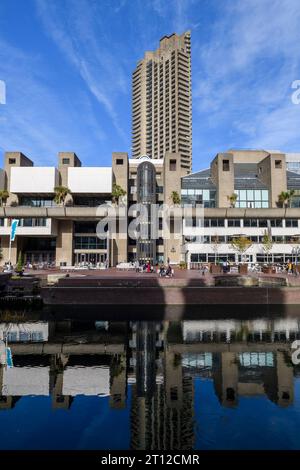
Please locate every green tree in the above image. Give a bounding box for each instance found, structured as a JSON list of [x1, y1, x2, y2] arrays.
[[278, 190, 295, 208], [111, 183, 126, 204], [0, 190, 9, 207], [231, 236, 252, 263], [211, 234, 220, 264], [227, 193, 238, 208], [54, 186, 71, 205], [15, 251, 23, 274], [261, 230, 273, 265], [170, 191, 181, 205]]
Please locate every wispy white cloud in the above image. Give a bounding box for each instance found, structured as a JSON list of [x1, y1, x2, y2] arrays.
[[34, 0, 128, 141], [192, 0, 300, 157], [0, 38, 106, 165]]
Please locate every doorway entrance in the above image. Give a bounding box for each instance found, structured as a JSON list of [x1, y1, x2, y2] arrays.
[[75, 252, 106, 267]]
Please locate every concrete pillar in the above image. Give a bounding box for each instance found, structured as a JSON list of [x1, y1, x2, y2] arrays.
[[258, 153, 287, 208], [1, 235, 18, 265], [109, 354, 127, 409], [111, 153, 128, 265], [163, 152, 187, 264], [55, 220, 74, 266], [50, 354, 71, 410], [210, 153, 234, 208], [276, 351, 294, 407]]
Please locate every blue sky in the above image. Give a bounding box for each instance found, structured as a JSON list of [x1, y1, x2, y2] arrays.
[[1, 0, 300, 171]]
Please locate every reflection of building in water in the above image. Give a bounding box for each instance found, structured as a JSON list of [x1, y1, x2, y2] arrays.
[[0, 322, 50, 343], [130, 321, 194, 450], [0, 320, 128, 411], [179, 320, 297, 408], [0, 317, 298, 446]]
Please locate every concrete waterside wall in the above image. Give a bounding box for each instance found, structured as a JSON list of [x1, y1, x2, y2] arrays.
[[41, 283, 300, 306]]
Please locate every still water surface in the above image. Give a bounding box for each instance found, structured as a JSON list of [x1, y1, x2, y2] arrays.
[[1, 311, 300, 450]]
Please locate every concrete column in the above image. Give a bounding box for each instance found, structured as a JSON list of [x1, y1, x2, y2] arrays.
[[276, 351, 294, 407], [112, 153, 128, 265], [55, 220, 74, 266], [163, 152, 187, 264], [210, 153, 234, 208], [109, 354, 127, 409], [1, 235, 18, 265]]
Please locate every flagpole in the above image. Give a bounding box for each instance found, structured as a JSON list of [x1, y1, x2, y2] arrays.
[[8, 234, 12, 267]]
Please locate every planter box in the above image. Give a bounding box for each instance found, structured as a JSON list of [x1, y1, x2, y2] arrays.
[[262, 266, 275, 274], [210, 264, 222, 274], [238, 264, 248, 275]]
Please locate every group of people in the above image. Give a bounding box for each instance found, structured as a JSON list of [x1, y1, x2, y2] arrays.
[[286, 260, 299, 276], [133, 259, 174, 277]]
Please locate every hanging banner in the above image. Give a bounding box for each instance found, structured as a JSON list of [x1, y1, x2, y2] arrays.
[[10, 219, 19, 242]]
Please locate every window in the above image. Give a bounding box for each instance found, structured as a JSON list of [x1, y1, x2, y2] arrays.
[[169, 159, 177, 171], [116, 159, 123, 165], [227, 219, 240, 227], [9, 158, 16, 164], [258, 219, 268, 227], [223, 159, 230, 171], [286, 219, 298, 228], [275, 160, 282, 169], [204, 219, 224, 227], [270, 219, 283, 227], [235, 189, 269, 208], [74, 236, 106, 249], [244, 219, 258, 227], [62, 158, 70, 164]]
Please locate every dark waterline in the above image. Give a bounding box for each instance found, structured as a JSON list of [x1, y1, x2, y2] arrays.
[[0, 306, 300, 450]]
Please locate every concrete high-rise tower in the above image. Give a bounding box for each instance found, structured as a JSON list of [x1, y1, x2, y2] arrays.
[[132, 32, 192, 172]]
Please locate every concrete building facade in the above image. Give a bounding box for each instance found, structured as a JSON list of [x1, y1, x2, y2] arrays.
[[132, 32, 192, 172], [0, 151, 186, 267], [182, 149, 300, 267]]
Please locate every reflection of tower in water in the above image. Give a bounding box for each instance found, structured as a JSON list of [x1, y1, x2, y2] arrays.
[[130, 321, 194, 450]]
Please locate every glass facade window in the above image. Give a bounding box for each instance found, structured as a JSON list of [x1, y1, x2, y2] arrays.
[[204, 218, 224, 227], [181, 189, 216, 207], [244, 219, 258, 227], [287, 162, 300, 172], [211, 235, 226, 243], [270, 219, 283, 227], [286, 219, 298, 228], [19, 218, 47, 227], [0, 218, 4, 227], [258, 219, 268, 227], [227, 219, 240, 227], [136, 161, 157, 263], [291, 192, 300, 208], [74, 237, 106, 249], [20, 197, 55, 207], [73, 197, 108, 207], [235, 189, 269, 208]]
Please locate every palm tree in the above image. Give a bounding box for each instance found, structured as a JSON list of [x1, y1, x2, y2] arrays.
[[227, 193, 238, 208], [54, 186, 71, 206], [278, 190, 295, 208], [170, 191, 181, 205], [111, 183, 126, 204], [0, 190, 9, 207]]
